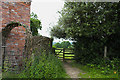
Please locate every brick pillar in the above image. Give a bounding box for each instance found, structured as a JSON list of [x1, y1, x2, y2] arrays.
[[0, 1, 2, 78], [1, 1, 31, 71]]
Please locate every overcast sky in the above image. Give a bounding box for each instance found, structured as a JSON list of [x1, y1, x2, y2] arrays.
[[31, 0, 65, 42]]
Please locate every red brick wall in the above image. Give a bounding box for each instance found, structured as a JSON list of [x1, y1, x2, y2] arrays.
[[1, 1, 31, 68], [2, 2, 31, 28], [0, 2, 2, 32]]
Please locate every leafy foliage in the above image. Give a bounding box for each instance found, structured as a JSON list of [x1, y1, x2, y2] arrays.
[[53, 41, 72, 48], [30, 12, 42, 36], [61, 41, 72, 48], [87, 58, 120, 75], [51, 2, 120, 61], [53, 42, 61, 48], [51, 2, 120, 40], [19, 50, 67, 78], [51, 25, 66, 39]]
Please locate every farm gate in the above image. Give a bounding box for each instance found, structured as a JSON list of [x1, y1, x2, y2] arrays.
[[53, 48, 75, 61]]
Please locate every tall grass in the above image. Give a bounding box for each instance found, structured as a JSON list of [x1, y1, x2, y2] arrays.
[[19, 52, 67, 78]]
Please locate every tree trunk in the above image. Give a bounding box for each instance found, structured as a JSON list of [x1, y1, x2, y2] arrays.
[[104, 46, 107, 58]]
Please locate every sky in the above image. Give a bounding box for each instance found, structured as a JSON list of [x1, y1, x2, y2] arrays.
[[31, 0, 65, 42]]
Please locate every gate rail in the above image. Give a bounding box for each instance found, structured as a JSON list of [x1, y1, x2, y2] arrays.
[[53, 48, 75, 61]]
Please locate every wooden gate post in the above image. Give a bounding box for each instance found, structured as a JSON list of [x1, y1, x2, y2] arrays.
[[63, 48, 65, 61], [50, 38, 53, 48], [52, 48, 55, 55]]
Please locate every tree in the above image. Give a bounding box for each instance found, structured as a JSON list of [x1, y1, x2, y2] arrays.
[[51, 25, 66, 39], [61, 41, 71, 48], [53, 41, 72, 48], [51, 2, 119, 39], [53, 42, 61, 48], [30, 12, 42, 36], [51, 2, 120, 61]]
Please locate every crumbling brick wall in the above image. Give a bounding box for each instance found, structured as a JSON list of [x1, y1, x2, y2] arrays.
[[32, 36, 53, 54], [24, 35, 53, 60]]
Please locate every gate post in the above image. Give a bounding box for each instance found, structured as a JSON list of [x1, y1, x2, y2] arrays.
[[63, 48, 65, 61], [52, 48, 55, 55]]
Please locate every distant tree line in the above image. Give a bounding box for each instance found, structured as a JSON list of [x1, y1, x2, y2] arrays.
[[53, 41, 73, 48]]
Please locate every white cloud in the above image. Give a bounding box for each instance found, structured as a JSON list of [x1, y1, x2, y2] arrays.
[[31, 0, 64, 2], [31, 0, 64, 39]]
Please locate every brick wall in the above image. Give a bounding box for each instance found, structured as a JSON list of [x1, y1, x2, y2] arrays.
[[2, 2, 31, 28], [5, 26, 26, 67], [0, 2, 2, 32], [1, 1, 31, 69]]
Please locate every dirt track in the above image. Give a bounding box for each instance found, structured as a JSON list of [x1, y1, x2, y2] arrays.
[[63, 62, 81, 78]]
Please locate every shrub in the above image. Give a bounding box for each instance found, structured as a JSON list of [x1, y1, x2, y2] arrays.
[[87, 58, 120, 75], [19, 51, 67, 78], [73, 38, 103, 64]]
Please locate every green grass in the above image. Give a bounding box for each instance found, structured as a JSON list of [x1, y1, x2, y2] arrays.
[[2, 72, 19, 78], [70, 61, 119, 78]]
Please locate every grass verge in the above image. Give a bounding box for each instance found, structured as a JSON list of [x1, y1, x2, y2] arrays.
[[70, 61, 119, 79]]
